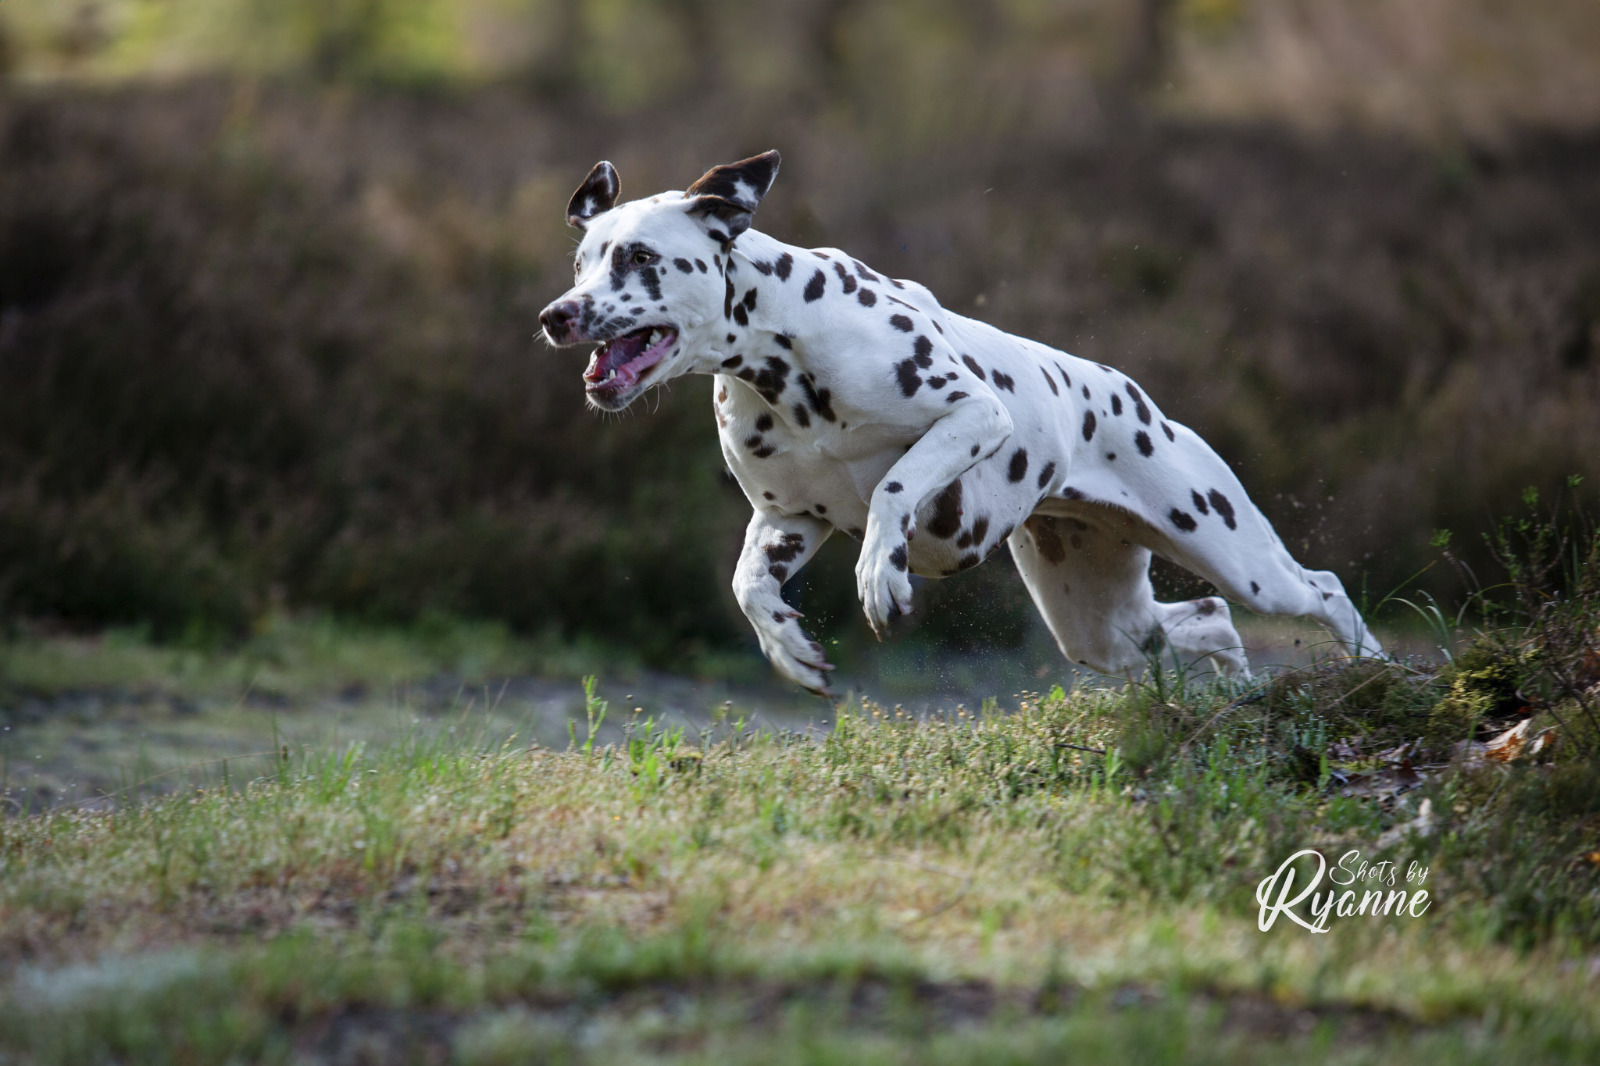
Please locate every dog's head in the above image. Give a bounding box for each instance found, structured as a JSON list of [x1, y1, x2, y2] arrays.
[[539, 151, 780, 411]]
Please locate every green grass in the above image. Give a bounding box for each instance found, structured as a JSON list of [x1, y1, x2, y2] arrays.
[[3, 508, 1597, 1062], [3, 652, 1599, 1063]]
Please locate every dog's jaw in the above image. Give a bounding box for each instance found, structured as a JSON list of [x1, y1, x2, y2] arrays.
[[582, 325, 679, 410]]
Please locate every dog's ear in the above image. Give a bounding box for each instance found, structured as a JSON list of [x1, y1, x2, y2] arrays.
[[684, 150, 780, 241], [567, 161, 620, 229]]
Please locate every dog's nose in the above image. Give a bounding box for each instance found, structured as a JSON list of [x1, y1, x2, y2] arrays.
[[540, 299, 581, 342]]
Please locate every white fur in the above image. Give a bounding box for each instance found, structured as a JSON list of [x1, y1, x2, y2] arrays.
[[541, 157, 1383, 694]]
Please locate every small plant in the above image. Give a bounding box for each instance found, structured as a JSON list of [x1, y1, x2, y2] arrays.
[[569, 675, 609, 756]]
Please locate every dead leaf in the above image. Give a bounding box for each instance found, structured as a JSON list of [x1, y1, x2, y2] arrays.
[[1527, 726, 1558, 758], [1485, 719, 1531, 762]]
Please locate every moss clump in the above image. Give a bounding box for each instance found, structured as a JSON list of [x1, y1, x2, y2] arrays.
[[1426, 640, 1525, 749]]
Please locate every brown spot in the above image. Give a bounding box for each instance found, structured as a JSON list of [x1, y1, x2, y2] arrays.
[[927, 479, 964, 538], [1025, 516, 1067, 564]]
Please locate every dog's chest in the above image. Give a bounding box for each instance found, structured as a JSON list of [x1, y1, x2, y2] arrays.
[[713, 375, 904, 532]]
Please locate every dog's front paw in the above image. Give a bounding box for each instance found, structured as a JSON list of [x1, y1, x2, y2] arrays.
[[855, 530, 914, 640], [756, 610, 836, 695]]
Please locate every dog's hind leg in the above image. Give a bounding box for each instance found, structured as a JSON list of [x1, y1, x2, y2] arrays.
[[1051, 426, 1382, 660], [732, 510, 837, 694], [1008, 515, 1250, 679]]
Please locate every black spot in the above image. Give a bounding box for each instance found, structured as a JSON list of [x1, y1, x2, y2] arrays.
[[708, 229, 729, 244], [1250, 581, 1261, 595], [958, 553, 980, 570], [991, 371, 1015, 392], [970, 516, 990, 546], [961, 355, 986, 381], [1125, 383, 1151, 424], [1097, 362, 1113, 372], [1082, 385, 1090, 400], [926, 375, 948, 390], [957, 529, 973, 549], [726, 334, 737, 344], [695, 259, 708, 273], [890, 277, 906, 289], [885, 481, 903, 493], [743, 288, 758, 312], [724, 276, 736, 319], [1135, 430, 1153, 457], [733, 304, 749, 326], [1036, 461, 1056, 489], [913, 335, 933, 367], [1081, 410, 1097, 441], [894, 359, 922, 397], [1060, 486, 1085, 500], [1040, 367, 1058, 395], [946, 391, 969, 403], [753, 259, 772, 275], [1106, 452, 1117, 461], [1161, 422, 1175, 442], [889, 314, 914, 332], [927, 480, 964, 538], [736, 367, 755, 381], [854, 259, 879, 282], [1055, 363, 1073, 388], [858, 289, 877, 307], [1191, 490, 1208, 514], [815, 504, 826, 514], [753, 445, 775, 458], [832, 262, 858, 293], [743, 434, 763, 450], [721, 355, 743, 368], [1207, 490, 1237, 530], [773, 334, 793, 349], [714, 255, 722, 273], [798, 372, 836, 421], [755, 413, 774, 432], [674, 257, 693, 273], [773, 610, 788, 623], [803, 269, 826, 302], [889, 543, 908, 571], [970, 444, 979, 456], [753, 357, 790, 403], [1169, 509, 1197, 533], [1111, 394, 1123, 416], [764, 532, 806, 564], [774, 253, 793, 281], [1007, 448, 1029, 483], [640, 265, 662, 302], [768, 564, 788, 582], [763, 491, 775, 500]]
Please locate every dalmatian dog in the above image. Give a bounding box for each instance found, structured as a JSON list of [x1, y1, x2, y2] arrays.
[[539, 151, 1383, 694]]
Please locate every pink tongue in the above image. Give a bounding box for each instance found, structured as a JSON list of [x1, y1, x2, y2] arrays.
[[586, 333, 648, 382]]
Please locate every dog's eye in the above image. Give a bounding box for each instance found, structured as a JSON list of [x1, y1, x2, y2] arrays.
[[631, 250, 653, 266]]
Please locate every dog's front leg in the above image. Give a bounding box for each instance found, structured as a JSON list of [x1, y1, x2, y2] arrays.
[[732, 510, 836, 694], [857, 397, 1013, 638]]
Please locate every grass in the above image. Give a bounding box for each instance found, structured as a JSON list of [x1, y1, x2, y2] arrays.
[[3, 503, 1597, 1063], [3, 646, 1599, 1062]]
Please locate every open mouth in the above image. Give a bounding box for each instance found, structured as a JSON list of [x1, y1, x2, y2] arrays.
[[583, 326, 678, 396]]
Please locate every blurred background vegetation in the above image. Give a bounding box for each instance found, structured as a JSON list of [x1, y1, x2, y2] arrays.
[[1, 0, 1598, 668]]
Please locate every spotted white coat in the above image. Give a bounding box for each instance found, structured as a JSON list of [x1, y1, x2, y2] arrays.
[[539, 152, 1383, 694]]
